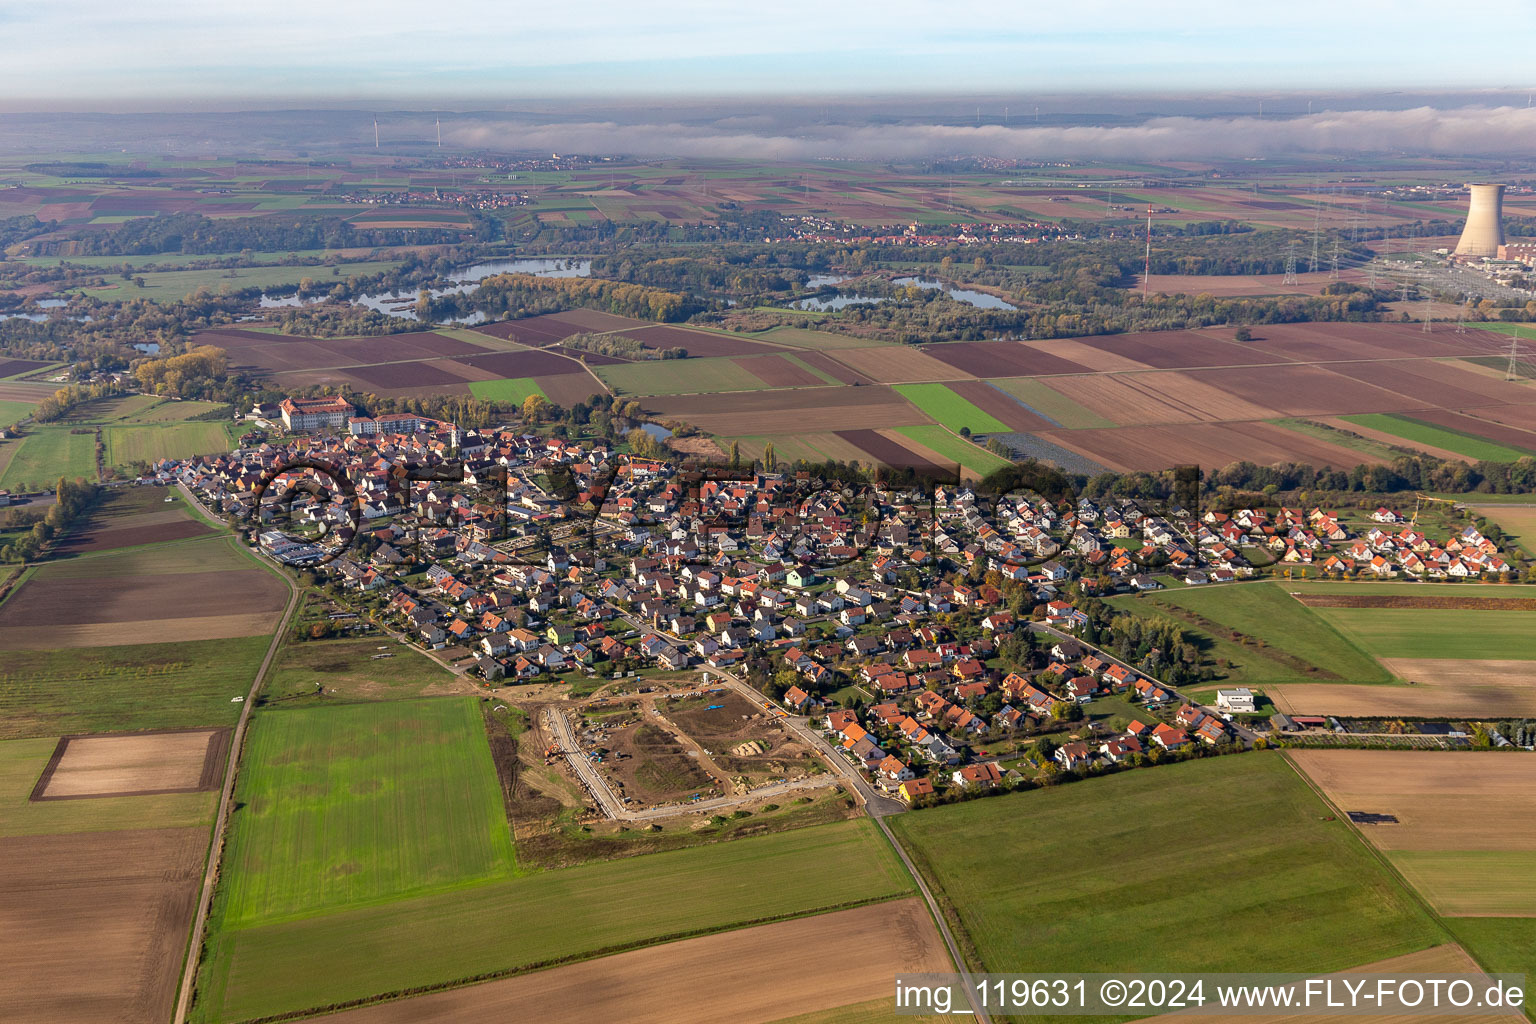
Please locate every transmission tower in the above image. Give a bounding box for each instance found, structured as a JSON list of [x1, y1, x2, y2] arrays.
[[1309, 198, 1324, 273], [1330, 237, 1341, 281], [1282, 238, 1299, 286], [1421, 282, 1433, 333], [1508, 336, 1521, 381]]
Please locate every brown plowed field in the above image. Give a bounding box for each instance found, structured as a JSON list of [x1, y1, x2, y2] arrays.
[[1132, 270, 1367, 298], [1023, 338, 1150, 372], [836, 429, 946, 472], [1407, 409, 1536, 453], [0, 382, 54, 403], [946, 380, 1057, 431], [618, 325, 777, 358], [1, 826, 206, 1024], [733, 354, 823, 388], [789, 349, 872, 384], [1038, 421, 1384, 473], [35, 729, 223, 799], [922, 340, 1089, 378], [456, 349, 588, 377], [343, 361, 473, 389], [0, 358, 51, 379], [824, 346, 966, 383], [473, 315, 583, 347], [309, 899, 949, 1024], [1330, 360, 1528, 409], [56, 518, 211, 553], [648, 385, 926, 435], [1190, 364, 1417, 416], [1072, 329, 1278, 368], [545, 309, 653, 334], [535, 373, 607, 406], [1466, 403, 1536, 432], [1041, 374, 1202, 425], [1269, 659, 1536, 717]]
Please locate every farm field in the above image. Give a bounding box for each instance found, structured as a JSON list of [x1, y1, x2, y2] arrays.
[[36, 728, 224, 799], [263, 636, 462, 703], [887, 754, 1446, 985], [894, 425, 1012, 477], [0, 425, 96, 490], [1307, 605, 1536, 661], [646, 385, 926, 435], [102, 420, 236, 468], [217, 698, 517, 928], [467, 376, 547, 403], [1267, 663, 1536, 717], [991, 376, 1116, 428], [1114, 582, 1391, 684], [599, 356, 774, 395], [308, 899, 948, 1024], [74, 260, 403, 302], [1474, 503, 1536, 557], [1287, 751, 1536, 916], [194, 818, 913, 1023], [1339, 413, 1535, 462], [1442, 919, 1536, 1021], [892, 382, 1009, 433], [0, 634, 272, 739]]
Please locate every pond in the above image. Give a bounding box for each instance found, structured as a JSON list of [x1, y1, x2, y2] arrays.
[[892, 276, 1017, 310], [792, 293, 887, 311]]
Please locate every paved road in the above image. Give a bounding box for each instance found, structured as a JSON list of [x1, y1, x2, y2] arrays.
[[172, 546, 302, 1024]]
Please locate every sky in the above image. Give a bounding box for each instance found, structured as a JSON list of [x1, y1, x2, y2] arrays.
[[3, 1, 1535, 106]]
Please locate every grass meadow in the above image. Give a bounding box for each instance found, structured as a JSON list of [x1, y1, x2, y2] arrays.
[[895, 425, 1013, 476], [0, 426, 96, 490], [1339, 413, 1534, 462], [467, 376, 547, 403], [1309, 606, 1536, 661], [103, 421, 235, 468], [195, 818, 911, 1022], [888, 754, 1446, 993], [217, 698, 518, 929], [598, 357, 774, 396], [992, 377, 1117, 428], [893, 383, 1009, 433]]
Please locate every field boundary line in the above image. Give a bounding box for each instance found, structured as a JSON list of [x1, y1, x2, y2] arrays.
[[171, 554, 301, 1024]]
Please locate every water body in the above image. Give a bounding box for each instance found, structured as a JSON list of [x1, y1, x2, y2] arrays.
[[892, 276, 1017, 310], [792, 294, 886, 311], [35, 298, 67, 308], [639, 423, 673, 441], [805, 273, 850, 288], [134, 342, 161, 355]]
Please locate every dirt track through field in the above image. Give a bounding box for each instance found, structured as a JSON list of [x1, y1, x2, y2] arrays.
[[309, 898, 948, 1024], [1269, 660, 1536, 717], [1, 826, 207, 1024]]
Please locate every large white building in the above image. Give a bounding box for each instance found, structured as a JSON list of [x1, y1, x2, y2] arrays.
[[279, 396, 356, 432]]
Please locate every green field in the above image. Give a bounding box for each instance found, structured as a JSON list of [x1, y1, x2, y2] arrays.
[[72, 260, 402, 303], [1309, 606, 1536, 661], [1115, 582, 1391, 684], [0, 736, 216, 837], [749, 325, 889, 349], [0, 634, 272, 739], [991, 377, 1117, 429], [467, 376, 547, 403], [0, 426, 97, 489], [195, 818, 911, 1022], [889, 755, 1446, 993], [103, 421, 235, 468], [1473, 503, 1536, 557], [1339, 413, 1534, 462], [1442, 918, 1536, 1021], [263, 636, 458, 702], [218, 698, 516, 929], [896, 424, 1014, 477], [598, 357, 775, 395], [0, 399, 36, 424], [1389, 850, 1536, 917], [893, 383, 1010, 434]]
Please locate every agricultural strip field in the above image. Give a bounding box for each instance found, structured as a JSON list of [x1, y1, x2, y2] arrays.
[[103, 421, 236, 468], [0, 357, 52, 379], [920, 340, 1090, 377], [1113, 582, 1391, 684], [617, 324, 781, 358], [887, 754, 1446, 986], [467, 377, 546, 403], [0, 737, 215, 837], [217, 698, 517, 928], [645, 385, 927, 435], [0, 634, 272, 739], [35, 728, 224, 799], [1287, 751, 1536, 916], [894, 425, 1013, 477], [599, 356, 775, 395], [70, 260, 402, 303], [1304, 604, 1536, 661], [194, 818, 913, 1023], [1474, 503, 1536, 557], [822, 345, 968, 384], [1036, 420, 1385, 473], [305, 899, 948, 1024], [892, 383, 1009, 433], [1339, 414, 1535, 463], [1268, 659, 1536, 717], [990, 377, 1116, 428], [733, 353, 836, 387], [1442, 919, 1536, 1021], [1, 826, 210, 1024], [745, 326, 889, 349], [0, 426, 97, 490]]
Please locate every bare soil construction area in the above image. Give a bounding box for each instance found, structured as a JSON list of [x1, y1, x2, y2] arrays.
[[658, 692, 820, 786], [308, 898, 948, 1024], [1270, 660, 1536, 717], [32, 728, 226, 800], [1, 826, 207, 1024]]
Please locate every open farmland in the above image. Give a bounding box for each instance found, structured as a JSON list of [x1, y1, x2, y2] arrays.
[[822, 345, 966, 384], [1474, 503, 1536, 556], [1304, 604, 1536, 662], [1269, 660, 1536, 717], [1443, 919, 1536, 1022], [894, 425, 1012, 477], [1340, 414, 1535, 462], [991, 377, 1116, 428], [1, 826, 210, 1024], [467, 376, 546, 403], [52, 487, 215, 553], [892, 382, 1009, 433], [217, 698, 517, 928], [305, 900, 948, 1024], [0, 426, 96, 490], [0, 634, 272, 739], [644, 385, 927, 435], [600, 356, 776, 395], [103, 421, 236, 468], [193, 819, 912, 1023], [617, 324, 781, 358], [1288, 750, 1536, 916], [922, 340, 1091, 377], [1037, 420, 1388, 472], [887, 754, 1446, 984], [263, 636, 462, 703], [0, 737, 216, 837], [33, 728, 225, 799]]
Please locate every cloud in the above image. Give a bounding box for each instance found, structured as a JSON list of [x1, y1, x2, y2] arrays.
[[441, 106, 1536, 161]]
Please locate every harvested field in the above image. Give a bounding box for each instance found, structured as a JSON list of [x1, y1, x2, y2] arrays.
[[306, 333, 487, 363], [1407, 409, 1536, 455], [0, 358, 50, 379], [1036, 420, 1382, 472], [1189, 363, 1416, 416], [733, 354, 826, 387], [1296, 594, 1536, 611], [1021, 338, 1151, 372], [1073, 329, 1278, 369], [544, 309, 650, 334], [921, 340, 1088, 378], [835, 429, 947, 472], [473, 315, 584, 347], [1268, 660, 1536, 717], [0, 569, 284, 627], [33, 729, 225, 799], [1466, 403, 1536, 433], [307, 899, 948, 1024], [533, 372, 607, 406], [56, 508, 214, 554], [823, 346, 967, 384], [455, 349, 586, 378], [619, 325, 778, 358], [1287, 749, 1536, 916], [944, 380, 1058, 431], [646, 385, 926, 435], [1, 826, 206, 1024], [1330, 360, 1527, 410], [788, 349, 872, 384], [341, 360, 473, 389], [991, 377, 1115, 429]]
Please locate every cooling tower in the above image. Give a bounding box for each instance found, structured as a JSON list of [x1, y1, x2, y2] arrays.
[[1454, 183, 1506, 257]]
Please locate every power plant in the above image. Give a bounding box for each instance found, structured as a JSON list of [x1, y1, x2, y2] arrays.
[[1453, 182, 1506, 258]]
